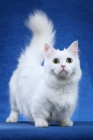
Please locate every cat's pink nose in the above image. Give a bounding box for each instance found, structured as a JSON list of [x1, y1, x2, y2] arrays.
[[61, 65, 66, 68]]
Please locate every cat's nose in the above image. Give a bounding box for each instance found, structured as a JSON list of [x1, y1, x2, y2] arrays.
[[61, 65, 66, 68]]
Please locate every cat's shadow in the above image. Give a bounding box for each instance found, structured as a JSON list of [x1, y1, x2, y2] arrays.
[[17, 121, 80, 127]]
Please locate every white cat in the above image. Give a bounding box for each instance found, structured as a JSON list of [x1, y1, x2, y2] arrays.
[[6, 11, 82, 127]]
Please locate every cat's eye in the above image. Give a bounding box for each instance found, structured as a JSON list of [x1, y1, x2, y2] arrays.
[[53, 58, 60, 64], [66, 58, 73, 63]]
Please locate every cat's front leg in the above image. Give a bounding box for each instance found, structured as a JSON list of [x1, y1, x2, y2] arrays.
[[32, 111, 49, 127], [31, 97, 49, 127], [34, 118, 48, 127], [59, 119, 73, 126], [58, 106, 74, 127]]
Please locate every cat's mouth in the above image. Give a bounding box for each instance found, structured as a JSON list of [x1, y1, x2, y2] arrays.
[[61, 70, 68, 75], [52, 69, 68, 78], [62, 69, 65, 72]]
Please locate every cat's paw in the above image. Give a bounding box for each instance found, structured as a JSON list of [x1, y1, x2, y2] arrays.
[[6, 117, 18, 123], [60, 119, 73, 127], [35, 118, 48, 127]]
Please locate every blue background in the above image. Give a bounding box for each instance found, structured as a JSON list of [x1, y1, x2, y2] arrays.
[[0, 0, 93, 122]]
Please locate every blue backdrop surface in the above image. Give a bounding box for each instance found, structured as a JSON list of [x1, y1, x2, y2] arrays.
[[0, 0, 93, 122]]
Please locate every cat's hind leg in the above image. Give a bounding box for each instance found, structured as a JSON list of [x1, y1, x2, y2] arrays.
[[6, 96, 19, 123], [6, 110, 19, 123]]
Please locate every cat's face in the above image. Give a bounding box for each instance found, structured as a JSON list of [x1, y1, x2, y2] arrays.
[[44, 41, 81, 79]]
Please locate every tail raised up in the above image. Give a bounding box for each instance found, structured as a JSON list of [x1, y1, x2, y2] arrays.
[[18, 11, 55, 68]]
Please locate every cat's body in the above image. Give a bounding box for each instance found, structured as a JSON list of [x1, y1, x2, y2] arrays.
[[6, 11, 82, 127]]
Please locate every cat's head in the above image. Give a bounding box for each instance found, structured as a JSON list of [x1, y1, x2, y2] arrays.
[[44, 41, 82, 82]]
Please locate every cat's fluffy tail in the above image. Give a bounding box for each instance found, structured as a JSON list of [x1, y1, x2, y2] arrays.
[[18, 11, 55, 68]]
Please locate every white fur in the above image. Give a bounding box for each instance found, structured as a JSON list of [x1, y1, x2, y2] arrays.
[[6, 11, 82, 127]]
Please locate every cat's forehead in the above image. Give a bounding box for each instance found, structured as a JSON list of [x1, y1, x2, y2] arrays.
[[53, 48, 73, 58]]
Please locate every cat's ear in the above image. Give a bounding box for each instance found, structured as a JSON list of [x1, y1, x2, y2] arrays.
[[44, 43, 55, 58], [68, 41, 79, 56]]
